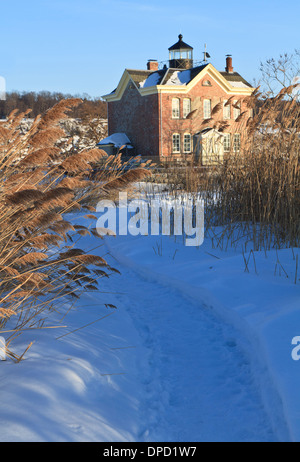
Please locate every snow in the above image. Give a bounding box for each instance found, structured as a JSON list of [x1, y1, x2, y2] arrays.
[[0, 76, 5, 101], [97, 133, 132, 148], [139, 69, 192, 88], [139, 72, 162, 88], [229, 81, 250, 88], [165, 70, 191, 86], [0, 197, 299, 442]]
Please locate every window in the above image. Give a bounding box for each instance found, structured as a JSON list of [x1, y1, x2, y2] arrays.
[[203, 99, 211, 119], [223, 100, 231, 120], [172, 98, 180, 119], [202, 80, 212, 86], [233, 100, 241, 120], [223, 133, 231, 152], [183, 133, 192, 153], [233, 134, 241, 152], [172, 133, 181, 153], [183, 98, 191, 118]]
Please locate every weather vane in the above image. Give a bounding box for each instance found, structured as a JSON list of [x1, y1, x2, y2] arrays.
[[203, 44, 211, 62]]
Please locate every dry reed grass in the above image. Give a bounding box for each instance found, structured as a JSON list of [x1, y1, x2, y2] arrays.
[[0, 99, 153, 360], [204, 86, 299, 250], [151, 85, 299, 251]]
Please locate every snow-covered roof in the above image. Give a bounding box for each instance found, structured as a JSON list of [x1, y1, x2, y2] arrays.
[[219, 71, 252, 88], [139, 72, 162, 88], [195, 128, 225, 138], [131, 65, 252, 90], [165, 69, 191, 86], [103, 65, 254, 102], [97, 133, 132, 148], [138, 68, 197, 88], [229, 80, 252, 89]]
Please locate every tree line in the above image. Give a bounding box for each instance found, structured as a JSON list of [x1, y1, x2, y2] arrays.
[[0, 91, 107, 120]]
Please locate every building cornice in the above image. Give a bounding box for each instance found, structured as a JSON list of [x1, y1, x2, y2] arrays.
[[102, 63, 255, 102]]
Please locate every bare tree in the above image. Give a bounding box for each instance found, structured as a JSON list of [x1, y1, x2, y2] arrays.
[[0, 91, 107, 120], [259, 50, 300, 98]]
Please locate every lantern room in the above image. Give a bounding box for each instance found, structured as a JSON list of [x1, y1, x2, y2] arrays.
[[168, 34, 193, 70]]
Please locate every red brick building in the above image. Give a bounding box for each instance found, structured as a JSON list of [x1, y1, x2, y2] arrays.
[[102, 35, 255, 163]]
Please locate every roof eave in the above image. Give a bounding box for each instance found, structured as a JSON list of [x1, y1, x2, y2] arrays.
[[103, 63, 255, 101]]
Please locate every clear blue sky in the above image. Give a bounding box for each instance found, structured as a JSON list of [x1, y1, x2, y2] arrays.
[[0, 0, 299, 98]]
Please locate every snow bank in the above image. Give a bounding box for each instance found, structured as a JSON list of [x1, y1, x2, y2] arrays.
[[0, 206, 299, 442], [103, 228, 300, 442], [0, 286, 147, 441]]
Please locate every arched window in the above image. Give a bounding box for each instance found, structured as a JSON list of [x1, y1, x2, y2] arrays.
[[183, 133, 192, 153], [172, 98, 180, 119], [183, 98, 191, 118], [172, 133, 181, 153]]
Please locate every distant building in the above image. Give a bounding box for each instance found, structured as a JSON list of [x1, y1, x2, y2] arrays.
[[102, 34, 255, 164]]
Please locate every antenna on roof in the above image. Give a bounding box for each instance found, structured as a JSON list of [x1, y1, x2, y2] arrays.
[[203, 43, 211, 62]]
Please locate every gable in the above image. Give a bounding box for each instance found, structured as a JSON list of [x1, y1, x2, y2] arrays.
[[103, 69, 144, 102], [103, 63, 254, 102], [157, 64, 254, 96]]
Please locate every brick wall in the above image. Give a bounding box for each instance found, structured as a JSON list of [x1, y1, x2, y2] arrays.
[[159, 72, 252, 158], [108, 71, 252, 160], [108, 82, 160, 158]]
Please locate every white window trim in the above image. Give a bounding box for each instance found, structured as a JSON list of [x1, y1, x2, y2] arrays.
[[233, 100, 241, 120], [203, 99, 211, 119], [223, 100, 231, 120], [183, 133, 192, 153], [233, 133, 241, 152], [172, 98, 180, 119], [172, 133, 181, 153], [183, 98, 191, 119], [223, 133, 231, 152]]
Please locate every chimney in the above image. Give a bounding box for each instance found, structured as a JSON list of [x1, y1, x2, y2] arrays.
[[225, 55, 233, 73], [147, 60, 159, 71]]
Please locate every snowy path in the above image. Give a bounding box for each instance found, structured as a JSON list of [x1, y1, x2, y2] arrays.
[[1, 225, 293, 441], [104, 255, 277, 442]]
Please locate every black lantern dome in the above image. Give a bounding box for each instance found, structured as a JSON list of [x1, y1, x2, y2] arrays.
[[168, 34, 193, 69]]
